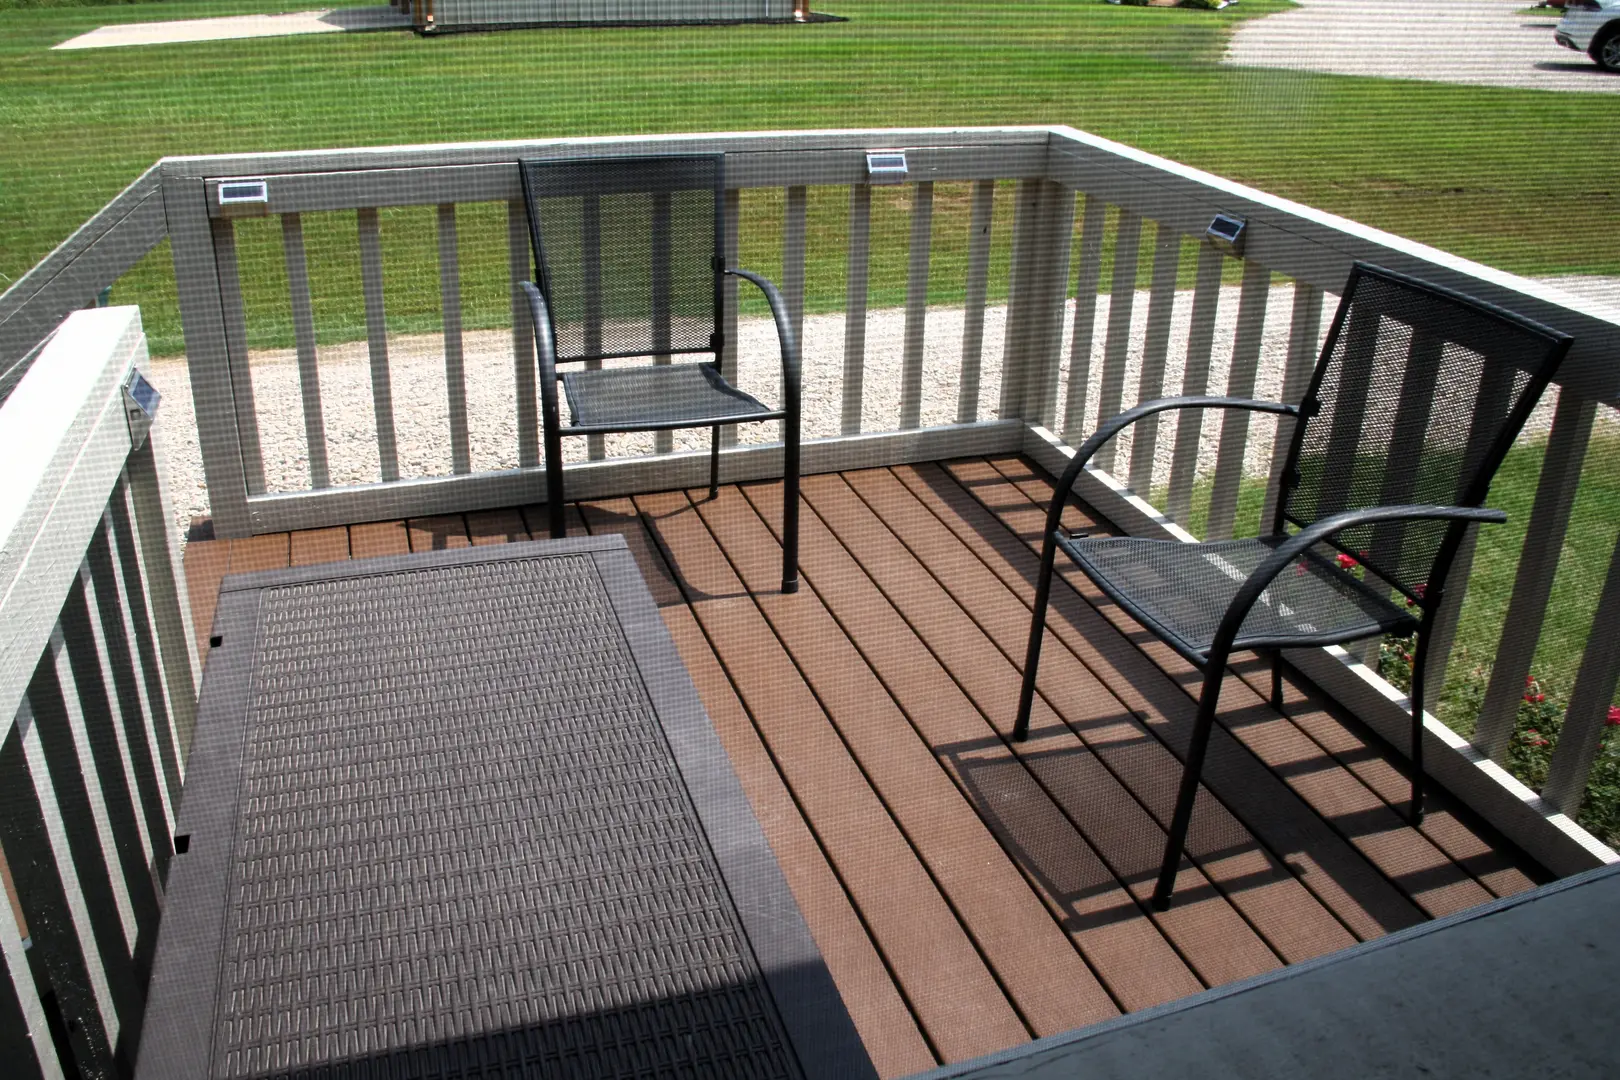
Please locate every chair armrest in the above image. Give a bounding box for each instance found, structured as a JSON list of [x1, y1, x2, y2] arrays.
[[1043, 396, 1299, 547], [724, 268, 801, 407], [1206, 503, 1507, 664], [521, 281, 563, 434]]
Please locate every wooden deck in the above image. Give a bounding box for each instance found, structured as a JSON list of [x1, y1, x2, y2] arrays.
[[180, 456, 1547, 1078]]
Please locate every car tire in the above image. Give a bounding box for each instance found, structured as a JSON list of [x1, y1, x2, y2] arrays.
[[1592, 26, 1620, 72]]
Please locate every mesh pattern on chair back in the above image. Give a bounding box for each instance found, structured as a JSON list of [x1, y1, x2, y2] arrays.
[[1282, 265, 1569, 602], [521, 155, 723, 363]]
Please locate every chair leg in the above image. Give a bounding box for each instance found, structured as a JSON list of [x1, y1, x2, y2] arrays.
[[709, 425, 721, 500], [546, 450, 566, 540], [781, 406, 800, 594], [1153, 660, 1227, 911], [1408, 629, 1428, 826], [1014, 534, 1061, 742]]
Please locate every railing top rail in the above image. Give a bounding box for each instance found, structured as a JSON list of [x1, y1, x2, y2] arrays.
[[0, 306, 147, 737], [155, 126, 1055, 180]]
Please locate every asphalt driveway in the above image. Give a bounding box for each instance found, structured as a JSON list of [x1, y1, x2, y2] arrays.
[[1225, 0, 1619, 93]]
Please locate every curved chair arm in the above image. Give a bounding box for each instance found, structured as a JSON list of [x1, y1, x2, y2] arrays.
[[519, 280, 560, 405], [1205, 503, 1507, 668], [1042, 396, 1299, 546], [724, 268, 801, 406]]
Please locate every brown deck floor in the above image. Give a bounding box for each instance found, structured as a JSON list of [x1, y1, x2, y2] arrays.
[[181, 456, 1548, 1077]]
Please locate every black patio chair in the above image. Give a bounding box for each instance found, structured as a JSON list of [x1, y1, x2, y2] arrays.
[[1013, 263, 1571, 911], [519, 154, 801, 592]]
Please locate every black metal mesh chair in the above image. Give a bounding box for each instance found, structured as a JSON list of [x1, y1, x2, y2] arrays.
[[1013, 263, 1572, 910], [519, 154, 801, 592]]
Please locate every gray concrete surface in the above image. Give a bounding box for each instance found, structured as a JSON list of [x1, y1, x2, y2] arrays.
[[54, 7, 410, 51], [1226, 0, 1620, 93]]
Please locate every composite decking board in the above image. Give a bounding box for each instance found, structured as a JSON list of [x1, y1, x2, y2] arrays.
[[685, 484, 1120, 1037], [918, 459, 1424, 942], [405, 514, 472, 552], [1225, 653, 1542, 900], [182, 537, 229, 655], [577, 497, 938, 1080], [631, 489, 1034, 1064], [972, 455, 1497, 921], [733, 482, 1208, 1013], [790, 473, 1296, 987], [465, 507, 530, 545], [288, 526, 349, 566], [347, 519, 410, 559], [225, 532, 289, 574], [835, 466, 1356, 970]]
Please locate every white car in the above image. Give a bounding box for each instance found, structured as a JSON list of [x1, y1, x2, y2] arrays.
[[1556, 0, 1620, 72]]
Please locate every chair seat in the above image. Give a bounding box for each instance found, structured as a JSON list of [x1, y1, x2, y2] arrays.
[[1060, 535, 1417, 665], [561, 362, 773, 430]]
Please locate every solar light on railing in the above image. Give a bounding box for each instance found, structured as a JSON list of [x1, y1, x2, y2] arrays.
[[1206, 212, 1247, 257], [124, 368, 160, 450], [865, 151, 909, 185]]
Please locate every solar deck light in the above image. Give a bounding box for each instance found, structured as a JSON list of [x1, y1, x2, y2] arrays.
[[216, 178, 269, 217], [124, 368, 160, 450], [1206, 212, 1247, 257], [865, 151, 909, 185]]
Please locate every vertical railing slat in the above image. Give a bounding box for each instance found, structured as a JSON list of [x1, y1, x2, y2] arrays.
[[997, 179, 1042, 423], [74, 558, 156, 877], [0, 870, 64, 1080], [356, 208, 399, 483], [841, 183, 871, 436], [47, 629, 138, 956], [96, 498, 177, 833], [1166, 242, 1226, 524], [1543, 533, 1620, 815], [720, 188, 741, 448], [783, 185, 808, 348], [120, 444, 198, 770], [582, 194, 606, 461], [1092, 208, 1141, 473], [280, 213, 329, 489], [1128, 222, 1182, 495], [1026, 184, 1075, 430], [1258, 280, 1323, 530], [899, 181, 934, 431], [437, 204, 470, 476], [1475, 390, 1597, 762], [652, 190, 674, 455], [208, 219, 266, 496], [957, 179, 995, 425], [507, 199, 539, 469], [1061, 194, 1106, 441], [1204, 258, 1271, 540]]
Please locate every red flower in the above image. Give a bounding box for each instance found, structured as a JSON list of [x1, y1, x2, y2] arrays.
[[1533, 738, 1550, 747], [1525, 674, 1536, 687], [1606, 706, 1620, 727], [1533, 693, 1545, 704], [1406, 583, 1427, 608], [1527, 729, 1539, 736], [1335, 553, 1358, 571]]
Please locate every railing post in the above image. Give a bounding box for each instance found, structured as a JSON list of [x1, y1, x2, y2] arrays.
[[1543, 533, 1620, 816], [161, 172, 252, 539], [842, 183, 871, 437], [1475, 390, 1596, 763], [999, 180, 1071, 428]]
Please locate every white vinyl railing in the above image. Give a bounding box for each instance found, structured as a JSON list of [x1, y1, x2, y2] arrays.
[[0, 307, 198, 1079], [4, 125, 1618, 885]]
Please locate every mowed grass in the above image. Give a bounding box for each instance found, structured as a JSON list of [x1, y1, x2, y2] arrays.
[[3, 0, 1619, 354]]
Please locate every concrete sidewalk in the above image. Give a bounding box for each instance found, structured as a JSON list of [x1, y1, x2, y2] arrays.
[[1225, 0, 1619, 93], [54, 6, 410, 51]]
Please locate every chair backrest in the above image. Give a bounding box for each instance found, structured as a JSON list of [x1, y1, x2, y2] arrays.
[[520, 154, 724, 365], [1277, 263, 1571, 606]]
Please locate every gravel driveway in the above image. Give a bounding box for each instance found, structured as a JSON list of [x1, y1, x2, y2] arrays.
[[146, 276, 1618, 543], [1225, 0, 1619, 93]]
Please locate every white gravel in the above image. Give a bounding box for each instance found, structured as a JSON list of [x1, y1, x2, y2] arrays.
[[145, 276, 1615, 542]]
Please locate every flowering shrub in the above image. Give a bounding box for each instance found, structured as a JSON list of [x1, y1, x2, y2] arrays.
[[1378, 634, 1620, 847]]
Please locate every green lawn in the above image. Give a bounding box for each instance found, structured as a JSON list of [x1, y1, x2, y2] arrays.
[[4, 0, 1619, 348]]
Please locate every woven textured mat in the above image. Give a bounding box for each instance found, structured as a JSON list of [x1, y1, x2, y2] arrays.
[[140, 540, 867, 1080]]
